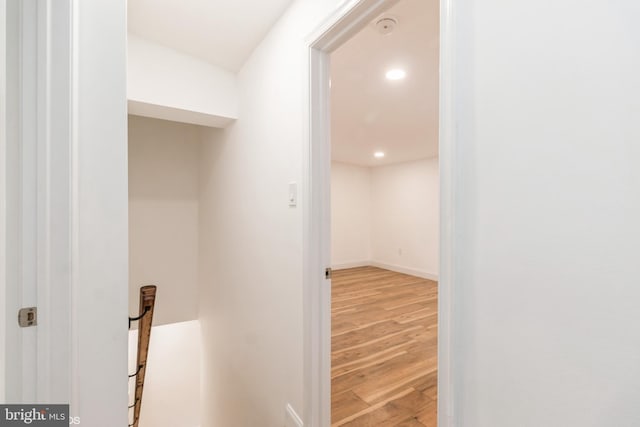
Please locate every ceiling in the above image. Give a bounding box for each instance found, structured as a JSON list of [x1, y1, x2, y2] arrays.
[[331, 0, 439, 167], [128, 0, 294, 71]]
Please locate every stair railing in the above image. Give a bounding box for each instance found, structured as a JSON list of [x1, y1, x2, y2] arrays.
[[128, 285, 157, 427]]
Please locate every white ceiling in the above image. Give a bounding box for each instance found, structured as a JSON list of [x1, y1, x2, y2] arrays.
[[331, 0, 439, 167], [128, 0, 294, 71]]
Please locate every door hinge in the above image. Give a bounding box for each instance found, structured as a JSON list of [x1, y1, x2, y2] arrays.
[[325, 268, 332, 279], [18, 307, 37, 327]]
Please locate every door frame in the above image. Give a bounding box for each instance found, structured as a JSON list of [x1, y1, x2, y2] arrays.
[[302, 0, 456, 425]]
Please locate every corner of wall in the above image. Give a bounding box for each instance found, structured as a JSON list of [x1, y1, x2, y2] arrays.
[[369, 260, 438, 282]]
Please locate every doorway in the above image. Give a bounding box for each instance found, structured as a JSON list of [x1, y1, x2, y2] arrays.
[[329, 0, 439, 424], [126, 115, 204, 427], [304, 0, 452, 425]]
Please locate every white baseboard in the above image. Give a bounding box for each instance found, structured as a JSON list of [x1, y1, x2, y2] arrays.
[[369, 261, 438, 281], [331, 260, 370, 270], [285, 404, 303, 427]]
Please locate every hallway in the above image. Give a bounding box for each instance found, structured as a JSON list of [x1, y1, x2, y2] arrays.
[[331, 267, 438, 426]]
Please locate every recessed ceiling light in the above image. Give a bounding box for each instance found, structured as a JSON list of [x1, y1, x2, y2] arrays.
[[385, 69, 406, 80], [374, 151, 385, 158]]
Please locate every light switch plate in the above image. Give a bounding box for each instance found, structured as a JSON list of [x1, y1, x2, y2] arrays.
[[289, 182, 297, 207]]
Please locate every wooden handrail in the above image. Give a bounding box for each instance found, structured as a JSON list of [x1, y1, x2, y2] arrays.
[[130, 285, 157, 427]]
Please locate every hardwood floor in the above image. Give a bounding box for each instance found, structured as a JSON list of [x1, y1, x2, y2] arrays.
[[331, 266, 438, 427]]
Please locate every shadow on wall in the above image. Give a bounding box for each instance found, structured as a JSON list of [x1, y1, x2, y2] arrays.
[[128, 115, 201, 327]]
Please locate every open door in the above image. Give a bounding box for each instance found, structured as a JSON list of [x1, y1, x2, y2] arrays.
[[2, 0, 40, 402], [2, 0, 128, 424]]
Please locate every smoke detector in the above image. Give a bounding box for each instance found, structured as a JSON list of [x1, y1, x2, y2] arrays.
[[374, 17, 398, 35]]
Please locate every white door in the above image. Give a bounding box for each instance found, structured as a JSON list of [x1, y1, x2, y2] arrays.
[[2, 0, 129, 425], [2, 0, 41, 402]]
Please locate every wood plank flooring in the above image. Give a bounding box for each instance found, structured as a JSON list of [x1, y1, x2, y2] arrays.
[[331, 266, 438, 427]]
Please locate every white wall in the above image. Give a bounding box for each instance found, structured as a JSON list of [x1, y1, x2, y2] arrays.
[[74, 0, 128, 423], [452, 1, 640, 425], [129, 115, 201, 327], [330, 158, 439, 280], [370, 158, 439, 279], [128, 34, 238, 127], [331, 162, 371, 268], [192, 0, 640, 426], [128, 320, 201, 427], [197, 1, 343, 425]]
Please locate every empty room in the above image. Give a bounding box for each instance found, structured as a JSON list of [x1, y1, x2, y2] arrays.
[[329, 0, 440, 425]]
